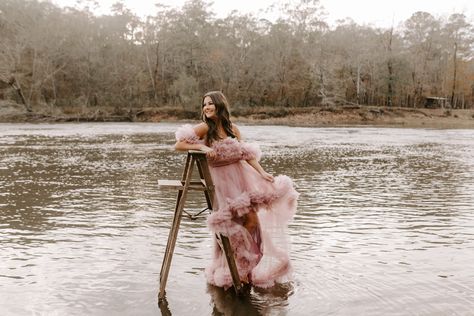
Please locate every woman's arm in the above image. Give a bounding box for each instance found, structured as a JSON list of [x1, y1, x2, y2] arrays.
[[175, 142, 215, 158], [234, 124, 274, 182], [174, 123, 207, 151], [174, 123, 216, 157], [174, 141, 207, 151], [246, 158, 274, 182]]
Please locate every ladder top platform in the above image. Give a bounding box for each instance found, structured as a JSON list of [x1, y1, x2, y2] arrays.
[[188, 150, 206, 154]]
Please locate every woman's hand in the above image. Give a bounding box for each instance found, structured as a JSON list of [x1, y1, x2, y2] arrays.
[[260, 171, 274, 182], [200, 145, 216, 159]]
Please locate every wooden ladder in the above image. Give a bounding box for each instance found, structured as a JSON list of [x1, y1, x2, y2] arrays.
[[157, 150, 242, 301]]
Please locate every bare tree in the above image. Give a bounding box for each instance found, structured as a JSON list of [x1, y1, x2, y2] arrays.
[[442, 14, 474, 108]]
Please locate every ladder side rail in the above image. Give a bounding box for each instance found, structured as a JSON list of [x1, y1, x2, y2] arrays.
[[158, 153, 195, 299]]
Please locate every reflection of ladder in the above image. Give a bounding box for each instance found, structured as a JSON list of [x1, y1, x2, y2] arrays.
[[158, 150, 242, 301]]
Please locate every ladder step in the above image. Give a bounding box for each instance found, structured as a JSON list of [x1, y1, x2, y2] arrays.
[[158, 179, 207, 191]]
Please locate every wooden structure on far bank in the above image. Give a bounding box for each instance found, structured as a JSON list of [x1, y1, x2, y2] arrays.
[[424, 97, 450, 109]]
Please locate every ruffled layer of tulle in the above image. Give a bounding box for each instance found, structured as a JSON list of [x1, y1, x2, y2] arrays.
[[207, 175, 297, 235], [207, 138, 262, 166], [175, 124, 204, 144], [205, 161, 299, 289]]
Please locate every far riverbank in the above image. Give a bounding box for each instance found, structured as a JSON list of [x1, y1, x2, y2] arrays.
[[1, 102, 473, 129]]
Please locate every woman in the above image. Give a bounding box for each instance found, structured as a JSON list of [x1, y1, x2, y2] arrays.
[[175, 91, 298, 289]]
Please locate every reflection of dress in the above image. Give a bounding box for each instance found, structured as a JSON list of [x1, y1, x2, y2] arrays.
[[176, 124, 299, 289]]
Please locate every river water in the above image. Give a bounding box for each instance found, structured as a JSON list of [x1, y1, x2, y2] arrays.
[[0, 123, 473, 315]]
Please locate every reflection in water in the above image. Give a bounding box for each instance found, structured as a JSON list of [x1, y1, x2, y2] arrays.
[[159, 283, 292, 316], [208, 286, 261, 316], [207, 283, 292, 316], [1, 123, 474, 315]]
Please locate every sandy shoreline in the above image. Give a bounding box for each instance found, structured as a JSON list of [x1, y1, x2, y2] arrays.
[[1, 103, 473, 129], [233, 107, 474, 129]]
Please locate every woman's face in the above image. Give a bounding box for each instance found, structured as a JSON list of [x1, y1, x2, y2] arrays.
[[203, 96, 217, 119]]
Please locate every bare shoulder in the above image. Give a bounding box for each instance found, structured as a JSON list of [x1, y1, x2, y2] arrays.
[[193, 122, 208, 138], [232, 124, 242, 140]]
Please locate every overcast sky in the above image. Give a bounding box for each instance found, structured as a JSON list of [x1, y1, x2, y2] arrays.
[[51, 0, 474, 28]]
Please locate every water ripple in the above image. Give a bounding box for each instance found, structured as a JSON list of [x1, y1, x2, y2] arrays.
[[0, 123, 473, 315]]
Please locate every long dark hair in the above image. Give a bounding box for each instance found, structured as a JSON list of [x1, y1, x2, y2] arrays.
[[202, 91, 236, 144]]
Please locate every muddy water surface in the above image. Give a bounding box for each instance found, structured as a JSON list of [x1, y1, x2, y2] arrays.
[[0, 123, 473, 315]]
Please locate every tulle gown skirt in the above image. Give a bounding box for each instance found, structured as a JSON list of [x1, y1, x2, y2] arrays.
[[205, 160, 299, 289]]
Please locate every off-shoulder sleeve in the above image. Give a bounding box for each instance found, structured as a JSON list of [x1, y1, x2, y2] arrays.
[[175, 124, 204, 144], [240, 142, 262, 161]]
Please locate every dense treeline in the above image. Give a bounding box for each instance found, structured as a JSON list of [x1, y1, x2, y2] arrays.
[[1, 0, 473, 115]]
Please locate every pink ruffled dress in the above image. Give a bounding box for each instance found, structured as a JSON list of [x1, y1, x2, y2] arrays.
[[175, 124, 299, 289]]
